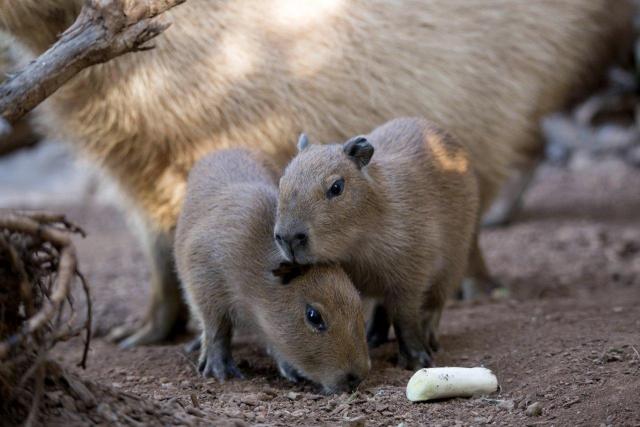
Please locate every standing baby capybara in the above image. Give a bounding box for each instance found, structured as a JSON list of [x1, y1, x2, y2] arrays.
[[0, 1, 631, 347], [174, 149, 370, 392], [275, 117, 480, 369]]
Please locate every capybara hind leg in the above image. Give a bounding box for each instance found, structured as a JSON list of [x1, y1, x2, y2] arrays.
[[112, 227, 188, 348], [366, 304, 391, 348], [458, 238, 501, 300], [482, 155, 541, 227], [199, 314, 243, 381], [390, 294, 433, 370]]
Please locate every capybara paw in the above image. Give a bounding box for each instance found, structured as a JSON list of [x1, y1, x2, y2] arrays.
[[198, 351, 243, 382], [277, 359, 304, 383], [398, 347, 434, 370], [112, 319, 173, 349]]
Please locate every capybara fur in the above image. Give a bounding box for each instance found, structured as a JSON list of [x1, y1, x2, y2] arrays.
[[0, 0, 632, 346], [276, 118, 479, 369], [174, 149, 370, 393]]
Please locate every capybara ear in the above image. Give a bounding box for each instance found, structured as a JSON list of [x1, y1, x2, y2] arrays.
[[343, 135, 374, 168], [272, 261, 311, 285], [297, 133, 309, 152]]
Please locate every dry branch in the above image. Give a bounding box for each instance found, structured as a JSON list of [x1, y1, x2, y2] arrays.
[[0, 212, 90, 424], [0, 0, 185, 132]]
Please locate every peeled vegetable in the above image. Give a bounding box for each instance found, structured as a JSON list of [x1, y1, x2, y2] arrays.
[[406, 367, 499, 402]]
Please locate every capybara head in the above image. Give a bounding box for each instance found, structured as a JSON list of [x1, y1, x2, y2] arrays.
[[267, 262, 370, 393], [275, 134, 375, 264]]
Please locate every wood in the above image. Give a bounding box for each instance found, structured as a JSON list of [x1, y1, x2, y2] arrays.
[[0, 0, 185, 136]]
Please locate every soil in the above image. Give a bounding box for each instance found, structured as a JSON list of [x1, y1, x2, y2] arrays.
[[4, 155, 633, 426]]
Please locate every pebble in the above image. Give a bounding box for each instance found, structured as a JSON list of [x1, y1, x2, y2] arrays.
[[287, 391, 302, 401], [241, 394, 260, 406], [525, 402, 543, 417], [257, 391, 274, 401]]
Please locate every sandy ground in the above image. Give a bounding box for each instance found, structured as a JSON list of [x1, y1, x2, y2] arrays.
[[1, 152, 635, 426]]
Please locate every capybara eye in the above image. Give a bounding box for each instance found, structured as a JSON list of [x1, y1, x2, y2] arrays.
[[305, 304, 327, 331], [327, 178, 345, 199]]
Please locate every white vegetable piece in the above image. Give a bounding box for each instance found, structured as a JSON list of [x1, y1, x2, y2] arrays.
[[406, 367, 499, 402]]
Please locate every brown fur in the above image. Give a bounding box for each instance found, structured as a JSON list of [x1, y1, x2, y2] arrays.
[[174, 149, 370, 393], [0, 0, 631, 345], [276, 118, 479, 369]]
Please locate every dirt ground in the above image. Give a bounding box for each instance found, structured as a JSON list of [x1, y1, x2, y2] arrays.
[[3, 153, 632, 426]]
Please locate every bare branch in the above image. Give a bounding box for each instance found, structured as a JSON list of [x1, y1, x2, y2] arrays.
[[0, 0, 185, 126]]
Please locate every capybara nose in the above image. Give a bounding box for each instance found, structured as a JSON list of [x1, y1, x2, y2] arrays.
[[293, 232, 308, 247], [281, 231, 308, 251]]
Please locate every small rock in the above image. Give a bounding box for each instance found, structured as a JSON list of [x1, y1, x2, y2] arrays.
[[525, 402, 543, 417], [256, 391, 274, 401], [287, 391, 302, 401], [291, 409, 306, 417], [241, 394, 259, 406]]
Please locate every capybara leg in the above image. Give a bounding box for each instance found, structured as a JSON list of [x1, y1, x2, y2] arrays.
[[421, 280, 448, 357], [390, 294, 433, 370], [113, 227, 189, 348], [199, 314, 243, 381], [393, 318, 433, 370], [458, 238, 501, 300], [482, 155, 541, 227], [366, 304, 391, 348]]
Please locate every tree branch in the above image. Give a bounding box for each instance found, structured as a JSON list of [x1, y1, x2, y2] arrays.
[[0, 0, 185, 134]]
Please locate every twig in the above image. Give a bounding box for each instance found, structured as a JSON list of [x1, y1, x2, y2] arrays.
[[0, 0, 186, 126], [76, 271, 92, 369], [23, 364, 45, 427]]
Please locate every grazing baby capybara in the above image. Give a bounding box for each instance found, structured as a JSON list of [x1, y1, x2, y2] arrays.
[[174, 149, 370, 392]]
